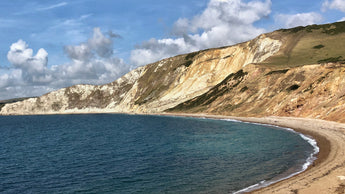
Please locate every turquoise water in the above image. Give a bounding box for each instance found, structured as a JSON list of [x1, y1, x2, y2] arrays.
[[0, 114, 315, 193]]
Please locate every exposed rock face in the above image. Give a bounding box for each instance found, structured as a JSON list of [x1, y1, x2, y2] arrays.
[[2, 21, 345, 120], [1, 66, 146, 115], [168, 63, 345, 123], [0, 35, 281, 115]]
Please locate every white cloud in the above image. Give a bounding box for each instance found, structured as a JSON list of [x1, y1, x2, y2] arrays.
[[14, 2, 68, 15], [37, 2, 68, 11], [64, 43, 92, 61], [87, 28, 113, 58], [7, 40, 48, 70], [52, 57, 127, 87], [0, 28, 129, 100], [322, 0, 345, 12], [60, 28, 130, 85], [60, 27, 127, 86], [130, 37, 196, 66], [130, 0, 272, 66], [0, 86, 55, 100], [275, 12, 323, 28], [7, 39, 51, 84]]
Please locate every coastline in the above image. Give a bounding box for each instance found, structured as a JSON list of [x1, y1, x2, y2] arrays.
[[2, 112, 345, 193], [158, 113, 345, 194]]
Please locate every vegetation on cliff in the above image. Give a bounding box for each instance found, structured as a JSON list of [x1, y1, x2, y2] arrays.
[[261, 21, 345, 68], [2, 21, 345, 121], [167, 63, 345, 122]]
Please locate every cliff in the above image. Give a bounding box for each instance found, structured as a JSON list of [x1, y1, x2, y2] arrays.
[[2, 21, 345, 121], [0, 34, 281, 115], [168, 63, 345, 123]]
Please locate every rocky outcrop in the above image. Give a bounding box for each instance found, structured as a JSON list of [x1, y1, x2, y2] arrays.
[[0, 35, 281, 115]]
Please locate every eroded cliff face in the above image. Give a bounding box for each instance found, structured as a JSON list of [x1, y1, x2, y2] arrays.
[[168, 63, 345, 123], [0, 66, 146, 115], [3, 21, 345, 120], [0, 35, 281, 115]]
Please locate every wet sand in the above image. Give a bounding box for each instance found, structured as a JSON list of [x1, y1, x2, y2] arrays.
[[158, 113, 345, 194]]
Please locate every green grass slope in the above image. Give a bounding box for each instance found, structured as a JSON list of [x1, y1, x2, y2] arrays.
[[261, 21, 345, 69]]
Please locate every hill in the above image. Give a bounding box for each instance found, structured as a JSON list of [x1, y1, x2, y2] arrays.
[[261, 21, 345, 68], [0, 97, 33, 112], [2, 21, 345, 120]]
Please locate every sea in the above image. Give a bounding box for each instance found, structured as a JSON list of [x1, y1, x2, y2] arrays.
[[0, 114, 317, 193]]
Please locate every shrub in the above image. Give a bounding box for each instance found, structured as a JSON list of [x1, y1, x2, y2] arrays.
[[287, 84, 300, 91], [313, 44, 325, 49], [318, 56, 343, 63]]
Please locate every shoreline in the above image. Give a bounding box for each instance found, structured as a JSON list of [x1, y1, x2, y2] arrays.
[[2, 112, 345, 193], [157, 113, 345, 193]]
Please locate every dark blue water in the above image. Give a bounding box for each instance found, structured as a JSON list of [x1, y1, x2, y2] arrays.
[[0, 114, 315, 193]]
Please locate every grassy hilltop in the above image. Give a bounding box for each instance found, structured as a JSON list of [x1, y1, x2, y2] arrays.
[[261, 21, 345, 68]]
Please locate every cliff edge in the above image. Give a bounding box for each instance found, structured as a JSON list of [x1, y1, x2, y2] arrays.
[[2, 21, 345, 121]]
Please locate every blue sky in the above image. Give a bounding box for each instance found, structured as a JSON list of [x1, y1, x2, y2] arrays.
[[0, 0, 345, 100]]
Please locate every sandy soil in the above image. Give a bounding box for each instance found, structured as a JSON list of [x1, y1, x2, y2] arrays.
[[158, 113, 345, 194]]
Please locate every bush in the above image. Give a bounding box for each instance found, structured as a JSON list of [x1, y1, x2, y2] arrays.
[[313, 44, 325, 49], [318, 56, 343, 63]]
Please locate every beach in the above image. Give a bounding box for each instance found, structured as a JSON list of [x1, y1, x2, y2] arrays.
[[161, 113, 345, 193]]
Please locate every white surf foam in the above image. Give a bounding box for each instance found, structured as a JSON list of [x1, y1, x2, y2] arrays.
[[228, 119, 320, 194]]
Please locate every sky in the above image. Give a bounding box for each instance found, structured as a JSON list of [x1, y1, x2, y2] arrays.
[[0, 0, 345, 100]]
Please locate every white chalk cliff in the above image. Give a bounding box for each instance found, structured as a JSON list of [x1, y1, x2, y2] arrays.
[[0, 35, 281, 115]]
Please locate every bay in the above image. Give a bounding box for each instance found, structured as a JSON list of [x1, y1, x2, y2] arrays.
[[0, 114, 314, 193]]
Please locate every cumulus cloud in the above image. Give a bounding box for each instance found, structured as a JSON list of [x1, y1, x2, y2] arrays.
[[275, 12, 323, 28], [51, 56, 127, 87], [61, 28, 130, 85], [59, 27, 128, 86], [0, 69, 22, 89], [322, 0, 345, 12], [130, 37, 196, 66], [64, 43, 92, 61], [88, 28, 114, 58], [0, 28, 129, 100], [130, 0, 272, 66], [7, 39, 51, 84], [7, 40, 48, 70], [64, 28, 115, 61]]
